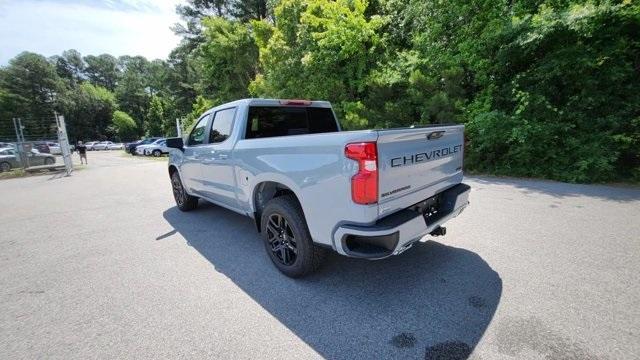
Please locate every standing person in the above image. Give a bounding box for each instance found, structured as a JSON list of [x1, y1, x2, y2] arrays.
[[76, 141, 87, 165]]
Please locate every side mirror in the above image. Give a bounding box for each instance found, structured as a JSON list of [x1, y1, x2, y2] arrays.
[[166, 137, 184, 151]]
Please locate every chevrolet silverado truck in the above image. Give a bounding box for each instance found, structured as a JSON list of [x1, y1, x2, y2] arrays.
[[166, 98, 470, 277]]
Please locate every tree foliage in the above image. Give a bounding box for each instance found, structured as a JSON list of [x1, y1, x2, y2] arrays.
[[111, 110, 137, 140], [60, 83, 117, 141], [195, 17, 258, 103], [250, 0, 383, 129], [1, 0, 638, 182]]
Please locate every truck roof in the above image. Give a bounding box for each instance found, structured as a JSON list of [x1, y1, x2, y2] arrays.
[[206, 98, 332, 114]]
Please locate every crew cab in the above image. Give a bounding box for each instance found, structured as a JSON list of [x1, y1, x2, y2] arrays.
[[166, 99, 470, 277]]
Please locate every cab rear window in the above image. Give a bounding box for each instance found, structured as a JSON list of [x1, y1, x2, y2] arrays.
[[245, 106, 338, 139]]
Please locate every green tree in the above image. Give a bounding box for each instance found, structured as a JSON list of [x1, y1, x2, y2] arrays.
[[250, 0, 383, 129], [182, 95, 213, 131], [51, 49, 86, 85], [115, 56, 151, 134], [230, 0, 269, 21], [111, 110, 138, 141], [84, 54, 120, 91], [195, 17, 259, 103], [59, 83, 117, 141], [466, 2, 640, 182], [145, 95, 165, 136], [166, 42, 201, 116], [0, 52, 64, 136]]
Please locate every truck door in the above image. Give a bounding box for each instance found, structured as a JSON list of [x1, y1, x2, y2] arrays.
[[199, 107, 239, 209], [181, 114, 210, 192]]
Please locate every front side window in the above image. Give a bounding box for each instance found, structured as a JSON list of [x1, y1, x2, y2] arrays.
[[188, 115, 209, 145], [209, 107, 236, 143]]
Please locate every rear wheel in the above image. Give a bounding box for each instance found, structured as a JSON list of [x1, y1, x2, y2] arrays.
[[171, 171, 198, 211], [0, 162, 11, 172], [261, 195, 326, 277], [152, 149, 161, 157], [44, 158, 54, 165]]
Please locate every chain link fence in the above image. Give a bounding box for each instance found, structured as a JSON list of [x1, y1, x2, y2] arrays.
[[0, 114, 73, 175]]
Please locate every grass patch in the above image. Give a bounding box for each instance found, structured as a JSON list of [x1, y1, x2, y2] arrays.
[[0, 168, 27, 179], [0, 164, 85, 180]]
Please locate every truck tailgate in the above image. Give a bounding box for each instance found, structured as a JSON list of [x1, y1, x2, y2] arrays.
[[376, 125, 465, 217]]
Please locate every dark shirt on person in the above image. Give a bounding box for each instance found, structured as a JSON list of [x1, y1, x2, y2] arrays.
[[77, 145, 87, 155]]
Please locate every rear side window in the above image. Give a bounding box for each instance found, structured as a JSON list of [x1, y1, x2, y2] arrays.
[[209, 107, 236, 143], [188, 115, 208, 145], [245, 106, 338, 139]]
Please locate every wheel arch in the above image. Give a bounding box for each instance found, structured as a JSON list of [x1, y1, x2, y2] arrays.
[[252, 181, 304, 233], [168, 164, 179, 177]]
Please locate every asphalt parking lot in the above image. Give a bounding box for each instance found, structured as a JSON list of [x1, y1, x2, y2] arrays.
[[1, 151, 639, 359]]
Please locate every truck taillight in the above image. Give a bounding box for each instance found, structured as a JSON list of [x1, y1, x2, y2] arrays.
[[345, 142, 378, 205]]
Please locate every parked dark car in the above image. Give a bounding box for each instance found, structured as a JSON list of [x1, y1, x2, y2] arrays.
[[126, 137, 162, 155], [0, 147, 56, 171]]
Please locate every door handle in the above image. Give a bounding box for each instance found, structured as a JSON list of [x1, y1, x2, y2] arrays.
[[218, 154, 229, 160]]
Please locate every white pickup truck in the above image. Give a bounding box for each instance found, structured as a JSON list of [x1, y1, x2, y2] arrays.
[[166, 99, 470, 277]]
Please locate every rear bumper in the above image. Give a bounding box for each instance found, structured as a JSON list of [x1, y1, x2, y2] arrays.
[[332, 183, 470, 259]]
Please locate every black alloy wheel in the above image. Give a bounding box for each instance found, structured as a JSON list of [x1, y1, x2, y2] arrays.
[[260, 195, 326, 277], [171, 171, 198, 211], [172, 174, 184, 206], [266, 213, 298, 266]]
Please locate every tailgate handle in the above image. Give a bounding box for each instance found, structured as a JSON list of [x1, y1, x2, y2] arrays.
[[427, 131, 445, 140]]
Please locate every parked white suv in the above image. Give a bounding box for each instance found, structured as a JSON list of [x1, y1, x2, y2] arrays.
[[143, 139, 169, 157], [136, 138, 166, 156]]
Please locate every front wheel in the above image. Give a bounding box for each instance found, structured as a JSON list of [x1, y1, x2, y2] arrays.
[[44, 158, 55, 165], [171, 171, 198, 211], [0, 161, 11, 172], [261, 195, 326, 277]]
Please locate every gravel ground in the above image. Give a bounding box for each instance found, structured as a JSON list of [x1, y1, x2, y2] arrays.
[[1, 151, 639, 359]]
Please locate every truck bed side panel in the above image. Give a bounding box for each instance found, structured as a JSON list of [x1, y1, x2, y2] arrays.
[[232, 131, 378, 246]]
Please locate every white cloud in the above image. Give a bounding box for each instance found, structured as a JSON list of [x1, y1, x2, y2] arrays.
[[0, 0, 184, 64]]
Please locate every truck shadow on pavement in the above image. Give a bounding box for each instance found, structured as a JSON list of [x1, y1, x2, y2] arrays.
[[162, 203, 502, 360]]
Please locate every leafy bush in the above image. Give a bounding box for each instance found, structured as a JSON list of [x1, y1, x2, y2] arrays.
[[111, 110, 138, 141], [466, 2, 640, 182]]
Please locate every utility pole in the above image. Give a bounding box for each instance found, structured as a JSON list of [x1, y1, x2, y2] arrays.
[[16, 118, 30, 168], [176, 118, 182, 137], [12, 118, 23, 167], [55, 113, 73, 176]]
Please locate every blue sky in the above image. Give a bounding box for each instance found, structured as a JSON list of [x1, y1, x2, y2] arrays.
[[0, 0, 184, 65]]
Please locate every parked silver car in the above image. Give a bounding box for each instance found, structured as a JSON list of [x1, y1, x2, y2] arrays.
[[93, 141, 115, 150], [0, 147, 56, 171]]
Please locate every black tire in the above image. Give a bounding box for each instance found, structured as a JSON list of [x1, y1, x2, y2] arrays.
[[171, 171, 198, 211], [261, 195, 327, 277], [0, 161, 11, 172], [44, 157, 55, 165], [152, 149, 161, 157]]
